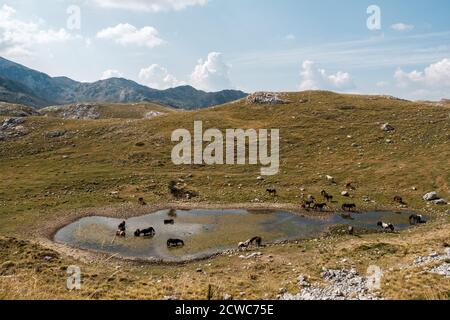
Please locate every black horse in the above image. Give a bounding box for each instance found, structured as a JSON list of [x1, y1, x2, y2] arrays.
[[164, 219, 175, 225], [342, 203, 357, 211], [167, 239, 184, 248], [266, 188, 277, 196], [118, 221, 126, 232], [313, 203, 327, 211], [134, 227, 156, 237], [138, 197, 147, 206]]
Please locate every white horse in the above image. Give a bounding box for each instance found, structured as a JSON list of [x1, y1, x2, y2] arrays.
[[238, 240, 251, 249]]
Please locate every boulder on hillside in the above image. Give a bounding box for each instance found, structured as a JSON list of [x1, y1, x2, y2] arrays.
[[381, 123, 395, 132], [423, 192, 439, 201], [144, 111, 164, 119], [433, 199, 448, 206]]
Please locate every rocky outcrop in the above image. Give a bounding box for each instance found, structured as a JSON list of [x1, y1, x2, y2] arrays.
[[0, 103, 40, 117], [41, 104, 100, 120], [247, 92, 290, 105], [0, 117, 29, 140]]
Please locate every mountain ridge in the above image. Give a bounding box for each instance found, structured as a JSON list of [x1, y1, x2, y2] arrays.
[[0, 56, 247, 109]]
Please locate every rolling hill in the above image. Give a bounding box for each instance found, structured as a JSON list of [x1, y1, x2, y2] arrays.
[[0, 56, 247, 109], [0, 91, 449, 300]]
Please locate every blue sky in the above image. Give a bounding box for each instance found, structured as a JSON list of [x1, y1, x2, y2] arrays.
[[0, 0, 449, 100]]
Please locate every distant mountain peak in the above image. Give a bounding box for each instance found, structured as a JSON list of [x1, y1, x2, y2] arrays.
[[0, 56, 247, 110]]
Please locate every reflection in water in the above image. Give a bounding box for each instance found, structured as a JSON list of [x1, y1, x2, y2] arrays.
[[54, 209, 416, 262]]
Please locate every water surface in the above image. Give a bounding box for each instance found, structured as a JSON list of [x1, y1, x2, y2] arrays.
[[54, 209, 414, 262]]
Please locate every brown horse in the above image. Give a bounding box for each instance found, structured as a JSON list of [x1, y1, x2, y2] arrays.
[[342, 203, 357, 211], [249, 236, 262, 247]]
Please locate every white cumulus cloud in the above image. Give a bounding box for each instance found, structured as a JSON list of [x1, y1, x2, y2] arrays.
[[101, 69, 124, 80], [391, 23, 414, 31], [393, 58, 450, 99], [90, 0, 208, 12], [299, 60, 355, 91], [96, 23, 164, 48], [138, 64, 185, 89], [0, 4, 73, 57], [190, 52, 233, 91]]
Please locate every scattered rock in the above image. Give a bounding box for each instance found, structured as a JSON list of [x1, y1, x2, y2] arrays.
[[223, 294, 233, 300], [144, 111, 164, 119], [281, 269, 380, 301], [413, 249, 450, 267], [341, 191, 350, 197], [1, 117, 25, 130], [433, 199, 448, 205], [46, 130, 67, 138], [240, 252, 263, 259], [381, 123, 395, 132]]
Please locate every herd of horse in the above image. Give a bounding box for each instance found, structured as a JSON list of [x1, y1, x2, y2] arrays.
[[298, 190, 357, 212], [296, 190, 427, 232], [116, 217, 264, 249], [113, 190, 427, 250], [116, 219, 184, 248]]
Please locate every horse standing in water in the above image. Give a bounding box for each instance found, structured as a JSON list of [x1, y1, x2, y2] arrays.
[[116, 221, 126, 237]]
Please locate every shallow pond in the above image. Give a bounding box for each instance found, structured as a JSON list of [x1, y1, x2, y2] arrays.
[[54, 209, 415, 262]]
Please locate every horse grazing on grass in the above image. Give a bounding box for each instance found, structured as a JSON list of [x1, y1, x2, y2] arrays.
[[394, 196, 405, 205], [138, 197, 147, 206], [266, 189, 277, 196], [342, 203, 356, 211], [249, 236, 262, 247], [238, 240, 250, 249], [313, 203, 327, 211], [321, 190, 333, 202]]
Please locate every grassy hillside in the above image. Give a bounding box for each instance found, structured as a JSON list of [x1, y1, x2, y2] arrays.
[[0, 91, 449, 299]]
